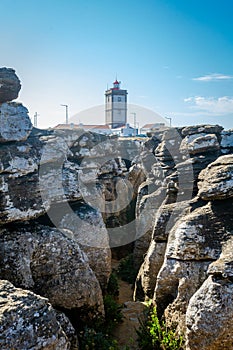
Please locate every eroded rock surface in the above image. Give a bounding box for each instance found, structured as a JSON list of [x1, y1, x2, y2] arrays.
[[0, 102, 32, 142], [0, 67, 21, 103], [198, 154, 233, 200], [0, 224, 104, 315], [0, 280, 71, 350], [133, 125, 233, 348]]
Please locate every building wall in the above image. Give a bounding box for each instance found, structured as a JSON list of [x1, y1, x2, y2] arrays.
[[105, 89, 127, 127]]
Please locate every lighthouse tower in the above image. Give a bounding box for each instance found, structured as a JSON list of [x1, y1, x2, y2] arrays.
[[105, 79, 128, 128]]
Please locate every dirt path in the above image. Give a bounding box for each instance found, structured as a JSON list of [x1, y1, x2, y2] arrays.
[[111, 259, 147, 349]]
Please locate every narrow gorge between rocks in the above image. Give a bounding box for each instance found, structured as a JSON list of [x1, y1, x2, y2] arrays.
[[0, 68, 233, 350]]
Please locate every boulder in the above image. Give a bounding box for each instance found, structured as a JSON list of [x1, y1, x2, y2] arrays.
[[221, 130, 233, 154], [0, 224, 104, 315], [133, 187, 166, 269], [180, 133, 220, 155], [186, 276, 233, 350], [59, 203, 111, 290], [198, 154, 233, 200], [0, 279, 70, 350], [0, 67, 21, 103], [134, 200, 192, 301], [0, 102, 32, 142], [182, 124, 223, 136], [152, 197, 233, 331]]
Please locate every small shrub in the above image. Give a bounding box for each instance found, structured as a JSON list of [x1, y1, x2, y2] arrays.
[[137, 304, 184, 350], [117, 254, 137, 284], [78, 294, 123, 349], [79, 327, 119, 350], [107, 272, 119, 298], [104, 294, 123, 333]]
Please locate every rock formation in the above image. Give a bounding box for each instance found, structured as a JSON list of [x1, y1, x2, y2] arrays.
[[0, 67, 21, 103], [0, 68, 32, 142], [133, 126, 233, 349], [0, 280, 72, 350], [0, 67, 233, 349]]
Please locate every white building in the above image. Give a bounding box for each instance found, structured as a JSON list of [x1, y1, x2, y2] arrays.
[[111, 123, 138, 137]]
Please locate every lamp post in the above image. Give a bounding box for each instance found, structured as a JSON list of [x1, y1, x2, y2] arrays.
[[165, 116, 172, 127], [34, 112, 39, 127], [131, 112, 137, 136], [61, 104, 68, 125]]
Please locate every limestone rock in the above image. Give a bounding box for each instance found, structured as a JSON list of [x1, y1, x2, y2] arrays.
[[134, 200, 191, 301], [221, 130, 233, 154], [133, 187, 166, 269], [182, 124, 223, 136], [0, 102, 32, 142], [0, 224, 104, 315], [186, 274, 233, 350], [180, 133, 220, 155], [0, 279, 70, 350], [198, 154, 233, 200], [154, 258, 210, 330], [152, 197, 233, 331], [60, 203, 111, 290], [0, 67, 21, 103], [56, 311, 79, 349]]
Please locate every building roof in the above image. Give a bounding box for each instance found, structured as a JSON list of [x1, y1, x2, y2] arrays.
[[141, 123, 156, 129], [141, 123, 165, 129], [54, 123, 111, 130]]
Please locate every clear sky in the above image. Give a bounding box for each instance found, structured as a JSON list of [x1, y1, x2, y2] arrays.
[[1, 0, 233, 129]]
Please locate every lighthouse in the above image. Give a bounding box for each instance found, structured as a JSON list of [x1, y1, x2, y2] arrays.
[[105, 79, 128, 128]]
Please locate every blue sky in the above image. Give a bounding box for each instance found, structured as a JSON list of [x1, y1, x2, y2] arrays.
[[1, 0, 233, 129]]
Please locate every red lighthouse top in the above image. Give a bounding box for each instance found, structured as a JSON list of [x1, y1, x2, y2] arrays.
[[112, 79, 121, 90]]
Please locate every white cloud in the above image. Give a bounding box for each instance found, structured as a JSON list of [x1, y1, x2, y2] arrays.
[[184, 96, 233, 115], [193, 73, 233, 82]]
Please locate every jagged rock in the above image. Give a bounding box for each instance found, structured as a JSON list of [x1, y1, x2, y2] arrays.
[[186, 276, 233, 350], [133, 187, 166, 269], [0, 224, 104, 315], [0, 102, 32, 142], [198, 154, 233, 200], [0, 133, 83, 224], [0, 67, 21, 103], [180, 133, 220, 155], [175, 152, 220, 196], [221, 130, 233, 154], [182, 124, 223, 136], [59, 203, 111, 290], [134, 200, 192, 301], [152, 196, 233, 331], [186, 238, 233, 350], [0, 279, 70, 350], [56, 311, 79, 349]]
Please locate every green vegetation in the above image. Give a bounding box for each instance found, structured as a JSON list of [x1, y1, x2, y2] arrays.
[[137, 304, 184, 350], [117, 254, 138, 284], [78, 273, 123, 350], [106, 271, 119, 298]]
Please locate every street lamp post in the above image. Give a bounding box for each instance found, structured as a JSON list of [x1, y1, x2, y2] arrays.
[[61, 104, 68, 125], [131, 112, 137, 136], [165, 116, 172, 127]]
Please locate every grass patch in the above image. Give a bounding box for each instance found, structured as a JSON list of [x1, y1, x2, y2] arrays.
[[117, 254, 137, 284], [137, 303, 184, 350]]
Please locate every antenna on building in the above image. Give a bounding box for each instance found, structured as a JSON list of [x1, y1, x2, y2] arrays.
[[34, 112, 38, 127]]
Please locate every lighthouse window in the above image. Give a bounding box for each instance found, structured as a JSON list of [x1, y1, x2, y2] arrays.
[[118, 97, 121, 102]]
